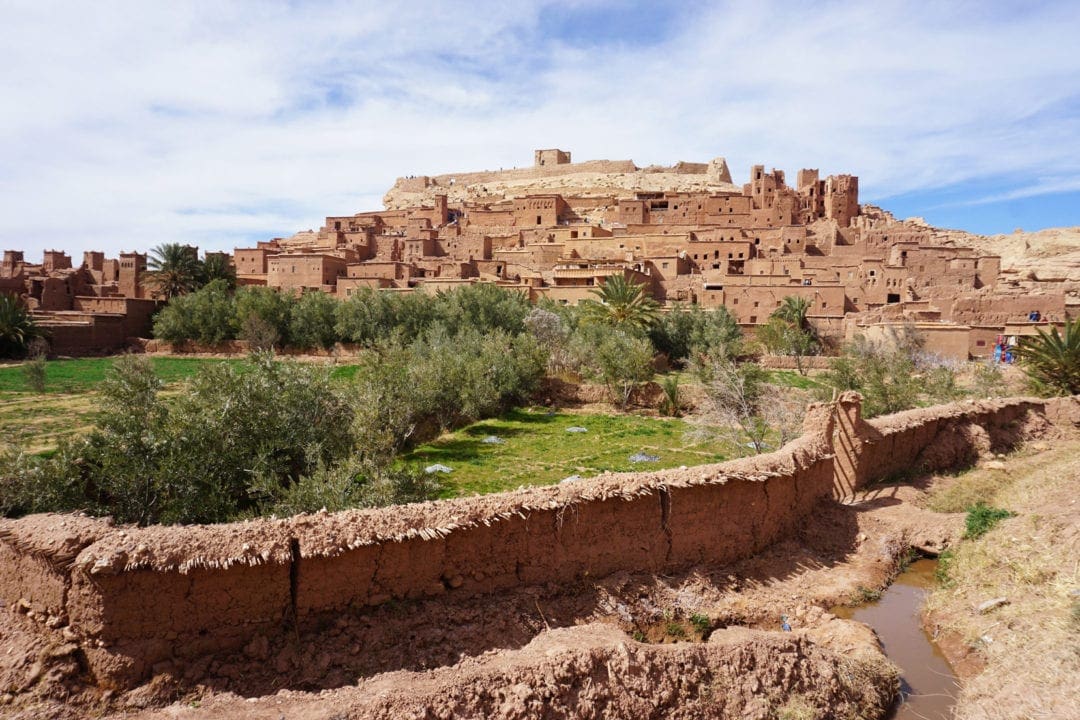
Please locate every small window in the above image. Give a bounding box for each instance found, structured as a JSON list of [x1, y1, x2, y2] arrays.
[[749, 315, 757, 323], [976, 340, 986, 347], [733, 298, 739, 305]]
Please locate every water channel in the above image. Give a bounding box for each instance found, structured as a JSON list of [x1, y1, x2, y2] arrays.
[[833, 558, 959, 720]]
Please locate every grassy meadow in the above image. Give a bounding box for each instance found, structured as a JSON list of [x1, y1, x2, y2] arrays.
[[3, 355, 738, 489], [402, 407, 734, 497]]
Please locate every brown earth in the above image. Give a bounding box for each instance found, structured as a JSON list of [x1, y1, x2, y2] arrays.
[[1, 397, 1074, 719], [0, 453, 975, 719], [922, 438, 1080, 719]]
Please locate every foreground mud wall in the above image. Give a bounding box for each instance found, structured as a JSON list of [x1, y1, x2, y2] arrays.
[[1, 395, 1076, 687]]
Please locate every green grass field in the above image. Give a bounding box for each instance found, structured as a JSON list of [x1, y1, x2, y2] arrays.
[[0, 357, 246, 394], [402, 408, 734, 497]]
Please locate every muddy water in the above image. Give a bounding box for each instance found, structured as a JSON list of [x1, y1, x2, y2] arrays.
[[834, 559, 958, 720]]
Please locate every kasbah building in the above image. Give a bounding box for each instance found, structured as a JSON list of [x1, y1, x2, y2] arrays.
[[3, 149, 1074, 358]]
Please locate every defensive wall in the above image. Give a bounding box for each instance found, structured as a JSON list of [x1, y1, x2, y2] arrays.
[[1, 394, 1077, 688]]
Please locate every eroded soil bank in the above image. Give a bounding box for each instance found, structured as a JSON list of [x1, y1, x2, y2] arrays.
[[2, 467, 965, 719]]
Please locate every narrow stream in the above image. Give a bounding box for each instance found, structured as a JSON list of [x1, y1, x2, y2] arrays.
[[833, 558, 959, 720]]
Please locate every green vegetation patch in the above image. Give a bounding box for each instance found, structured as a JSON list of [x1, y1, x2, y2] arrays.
[[963, 503, 1015, 539], [0, 356, 243, 394], [767, 370, 825, 390], [403, 408, 731, 497]]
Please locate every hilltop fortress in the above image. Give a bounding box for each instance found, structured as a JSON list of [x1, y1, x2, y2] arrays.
[[4, 149, 1077, 356]]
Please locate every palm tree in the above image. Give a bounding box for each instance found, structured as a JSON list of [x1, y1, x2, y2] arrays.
[[0, 294, 45, 358], [581, 274, 660, 331], [146, 243, 202, 299], [1016, 316, 1080, 395], [765, 295, 818, 375], [201, 253, 237, 290], [772, 295, 811, 330]]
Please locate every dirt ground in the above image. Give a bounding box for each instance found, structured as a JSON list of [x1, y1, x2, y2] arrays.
[[2, 428, 1074, 719], [922, 438, 1080, 720]]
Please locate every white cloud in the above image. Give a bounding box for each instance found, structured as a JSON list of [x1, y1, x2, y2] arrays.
[[1, 0, 1078, 257]]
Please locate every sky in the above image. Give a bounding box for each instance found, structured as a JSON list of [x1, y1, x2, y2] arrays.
[[2, 0, 1079, 259]]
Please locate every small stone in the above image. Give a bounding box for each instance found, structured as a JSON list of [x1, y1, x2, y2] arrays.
[[25, 661, 43, 686], [14, 598, 31, 614], [977, 597, 1009, 614], [982, 460, 1006, 471]]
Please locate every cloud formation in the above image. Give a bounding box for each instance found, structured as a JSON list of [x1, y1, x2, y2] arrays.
[[2, 0, 1079, 257]]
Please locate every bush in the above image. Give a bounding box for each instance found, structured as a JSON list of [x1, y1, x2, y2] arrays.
[[1016, 316, 1080, 396], [659, 375, 682, 417], [22, 354, 46, 394], [433, 283, 531, 336], [153, 279, 236, 345], [0, 353, 355, 525], [350, 346, 430, 464], [820, 330, 922, 417], [334, 288, 402, 346], [407, 325, 546, 428], [650, 304, 740, 365], [234, 286, 295, 347], [289, 291, 339, 350], [270, 460, 442, 516], [573, 324, 655, 408]]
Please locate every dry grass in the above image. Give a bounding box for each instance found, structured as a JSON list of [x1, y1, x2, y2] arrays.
[[925, 438, 1080, 719], [0, 392, 99, 454]]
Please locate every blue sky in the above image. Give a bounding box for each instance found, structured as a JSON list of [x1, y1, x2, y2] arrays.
[[2, 0, 1079, 258]]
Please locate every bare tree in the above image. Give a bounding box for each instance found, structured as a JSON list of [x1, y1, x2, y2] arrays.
[[696, 358, 805, 454]]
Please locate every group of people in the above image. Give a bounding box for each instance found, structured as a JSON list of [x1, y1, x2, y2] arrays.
[[993, 311, 1044, 364], [993, 335, 1017, 364]]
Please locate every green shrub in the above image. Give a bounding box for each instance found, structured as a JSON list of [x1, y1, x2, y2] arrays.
[[659, 375, 682, 417], [963, 503, 1015, 539], [433, 283, 531, 336], [234, 286, 295, 347], [649, 304, 740, 365], [573, 324, 655, 408], [0, 353, 356, 525], [22, 355, 46, 394], [1016, 316, 1080, 396], [153, 279, 236, 345], [819, 329, 922, 417], [689, 612, 711, 635], [270, 460, 442, 516], [289, 291, 339, 350]]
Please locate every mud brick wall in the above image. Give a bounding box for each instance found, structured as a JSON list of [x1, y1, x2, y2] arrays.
[[1, 395, 1075, 687]]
